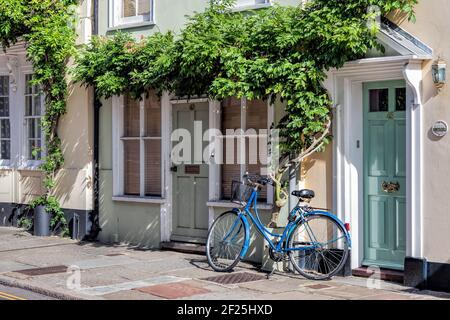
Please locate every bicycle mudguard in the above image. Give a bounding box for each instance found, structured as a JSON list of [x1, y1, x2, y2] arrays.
[[304, 210, 352, 248], [232, 208, 251, 259]]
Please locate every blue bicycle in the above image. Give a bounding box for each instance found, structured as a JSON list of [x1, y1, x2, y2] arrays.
[[206, 175, 351, 280]]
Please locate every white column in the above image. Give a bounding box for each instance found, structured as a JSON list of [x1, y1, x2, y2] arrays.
[[403, 61, 424, 259], [160, 92, 172, 242]]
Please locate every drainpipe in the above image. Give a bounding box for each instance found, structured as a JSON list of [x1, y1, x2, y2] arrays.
[[85, 0, 102, 241]]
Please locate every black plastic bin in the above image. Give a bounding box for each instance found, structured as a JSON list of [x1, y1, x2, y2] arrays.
[[34, 205, 51, 237]]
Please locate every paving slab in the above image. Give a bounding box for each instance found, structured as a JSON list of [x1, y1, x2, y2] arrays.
[[358, 292, 419, 300], [43, 265, 146, 288], [157, 264, 220, 280], [102, 289, 163, 300], [73, 256, 141, 270], [78, 275, 189, 296], [180, 279, 230, 293], [135, 281, 210, 299], [181, 286, 266, 300], [316, 284, 387, 299], [123, 257, 198, 274], [0, 261, 37, 273], [0, 231, 76, 252], [237, 277, 310, 293], [0, 227, 23, 235], [408, 290, 450, 300], [259, 290, 337, 300]]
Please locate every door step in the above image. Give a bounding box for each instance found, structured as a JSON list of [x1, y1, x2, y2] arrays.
[[352, 267, 404, 283], [161, 242, 206, 255]]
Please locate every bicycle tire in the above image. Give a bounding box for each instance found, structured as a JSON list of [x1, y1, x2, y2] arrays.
[[288, 213, 349, 280], [206, 211, 246, 272]]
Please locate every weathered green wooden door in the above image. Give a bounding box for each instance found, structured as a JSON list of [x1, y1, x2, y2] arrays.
[[171, 102, 209, 243], [363, 80, 406, 270]]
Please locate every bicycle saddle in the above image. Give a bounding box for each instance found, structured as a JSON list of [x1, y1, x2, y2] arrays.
[[292, 189, 315, 199]]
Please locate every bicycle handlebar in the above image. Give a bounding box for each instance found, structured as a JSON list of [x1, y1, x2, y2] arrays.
[[243, 174, 275, 187]]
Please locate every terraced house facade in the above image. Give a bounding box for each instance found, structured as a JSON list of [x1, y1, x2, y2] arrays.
[[0, 0, 449, 292], [0, 1, 95, 239], [95, 0, 450, 291], [96, 0, 303, 263]]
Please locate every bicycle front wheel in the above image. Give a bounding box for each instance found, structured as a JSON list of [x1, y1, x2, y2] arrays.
[[206, 211, 246, 272], [288, 214, 349, 280]]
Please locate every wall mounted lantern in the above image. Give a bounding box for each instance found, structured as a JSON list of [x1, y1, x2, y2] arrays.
[[432, 58, 446, 90]]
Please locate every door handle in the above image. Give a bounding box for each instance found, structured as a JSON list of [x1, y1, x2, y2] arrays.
[[170, 165, 178, 173], [381, 181, 400, 193]]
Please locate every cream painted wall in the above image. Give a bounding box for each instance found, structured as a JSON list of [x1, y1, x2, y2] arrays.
[[393, 0, 450, 263], [302, 146, 333, 211]]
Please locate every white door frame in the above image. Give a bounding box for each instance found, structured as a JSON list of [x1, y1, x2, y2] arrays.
[[160, 95, 216, 242], [323, 56, 426, 269]]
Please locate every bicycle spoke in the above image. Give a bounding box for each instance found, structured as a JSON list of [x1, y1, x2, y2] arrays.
[[288, 214, 349, 280], [322, 252, 339, 270], [207, 212, 246, 272]]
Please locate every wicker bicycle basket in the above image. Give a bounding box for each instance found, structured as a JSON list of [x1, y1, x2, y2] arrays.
[[230, 180, 254, 206]]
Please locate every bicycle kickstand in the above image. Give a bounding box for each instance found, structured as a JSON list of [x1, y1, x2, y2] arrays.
[[266, 266, 276, 279]]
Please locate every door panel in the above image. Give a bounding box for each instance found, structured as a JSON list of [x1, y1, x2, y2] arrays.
[[177, 176, 193, 229], [194, 177, 209, 230], [363, 80, 406, 270], [171, 102, 209, 243], [394, 121, 406, 177], [368, 196, 388, 249], [368, 121, 388, 177], [395, 197, 406, 251]]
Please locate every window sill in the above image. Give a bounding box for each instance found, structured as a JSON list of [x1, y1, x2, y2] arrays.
[[207, 201, 273, 210], [112, 196, 166, 204], [17, 166, 42, 171], [107, 21, 156, 32], [0, 165, 42, 171], [232, 3, 272, 12], [17, 160, 43, 170]]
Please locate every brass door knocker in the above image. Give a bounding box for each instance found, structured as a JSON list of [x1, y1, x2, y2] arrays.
[[382, 181, 400, 193]]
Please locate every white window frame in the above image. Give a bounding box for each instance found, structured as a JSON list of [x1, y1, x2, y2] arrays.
[[233, 0, 271, 11], [108, 0, 155, 29], [212, 97, 274, 205], [22, 71, 45, 167], [112, 94, 164, 202], [0, 72, 11, 167], [0, 61, 45, 170]]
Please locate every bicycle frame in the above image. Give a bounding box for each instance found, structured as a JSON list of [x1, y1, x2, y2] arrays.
[[230, 186, 351, 259]]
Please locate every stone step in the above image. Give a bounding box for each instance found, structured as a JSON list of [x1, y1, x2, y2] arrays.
[[161, 242, 206, 255], [352, 266, 404, 283]]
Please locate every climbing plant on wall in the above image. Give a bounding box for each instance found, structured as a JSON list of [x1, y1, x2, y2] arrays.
[[74, 0, 416, 211], [0, 0, 79, 235]]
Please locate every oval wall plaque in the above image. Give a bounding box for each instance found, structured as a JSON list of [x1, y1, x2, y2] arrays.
[[432, 120, 448, 137]]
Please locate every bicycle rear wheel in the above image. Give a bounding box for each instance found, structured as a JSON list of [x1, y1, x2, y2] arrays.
[[288, 214, 349, 280], [206, 211, 246, 272]]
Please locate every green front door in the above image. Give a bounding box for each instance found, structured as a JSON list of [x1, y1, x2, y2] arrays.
[[363, 80, 406, 270], [171, 102, 209, 243]]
